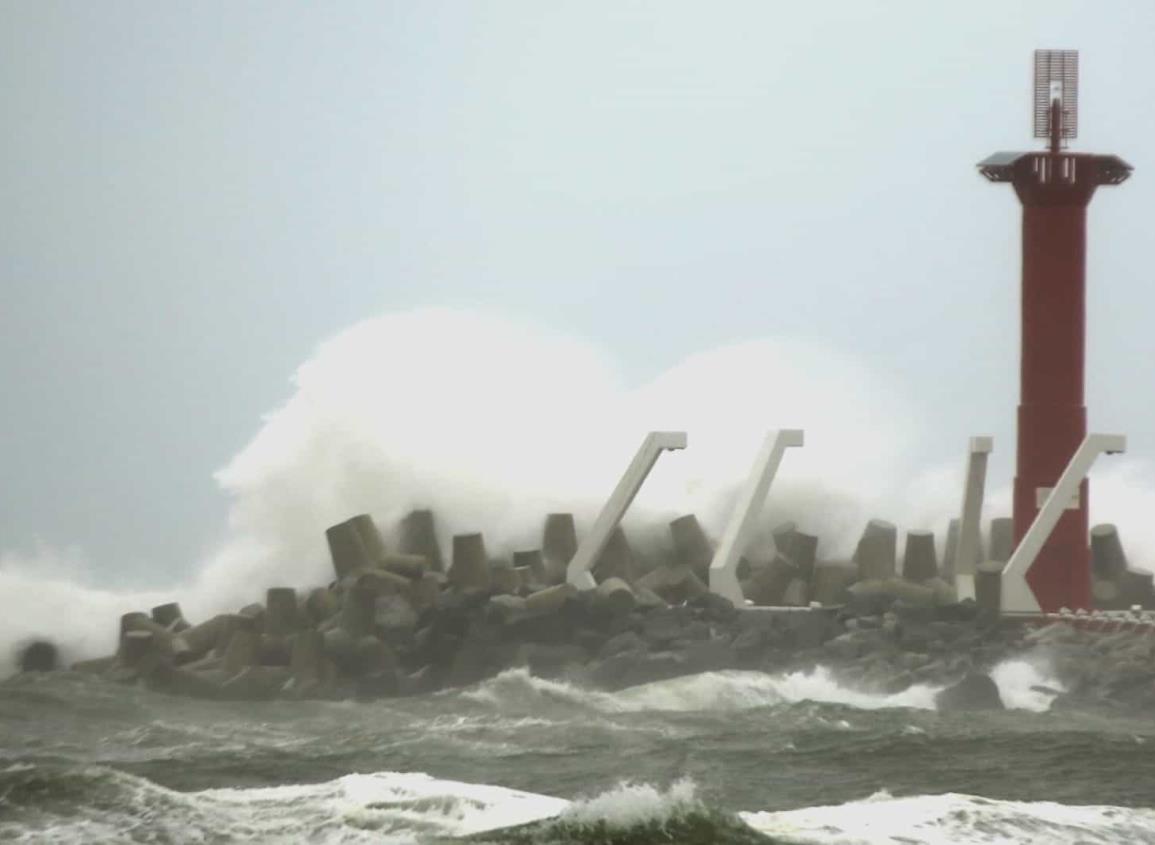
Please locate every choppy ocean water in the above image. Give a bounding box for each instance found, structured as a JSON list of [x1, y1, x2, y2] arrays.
[[3, 665, 1155, 843]]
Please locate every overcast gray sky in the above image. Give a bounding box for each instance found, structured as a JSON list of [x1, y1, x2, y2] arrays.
[[2, 1, 1153, 587]]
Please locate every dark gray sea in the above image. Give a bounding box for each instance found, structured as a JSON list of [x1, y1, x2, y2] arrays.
[[3, 663, 1155, 843]]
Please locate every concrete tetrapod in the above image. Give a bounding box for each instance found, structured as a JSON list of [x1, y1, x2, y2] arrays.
[[902, 530, 939, 583], [592, 526, 638, 583], [853, 519, 897, 581], [348, 514, 389, 566], [399, 509, 444, 573], [989, 517, 1014, 564], [670, 515, 713, 580], [449, 533, 492, 593], [1090, 524, 1128, 580], [326, 520, 372, 579], [266, 588, 303, 637], [542, 514, 578, 585]]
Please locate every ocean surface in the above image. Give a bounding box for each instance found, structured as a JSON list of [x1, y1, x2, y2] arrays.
[[3, 663, 1155, 843]]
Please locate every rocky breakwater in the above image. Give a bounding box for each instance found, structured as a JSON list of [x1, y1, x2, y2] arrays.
[[47, 510, 1155, 714]]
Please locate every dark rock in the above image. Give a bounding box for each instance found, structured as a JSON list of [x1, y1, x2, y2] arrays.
[[520, 643, 588, 678], [935, 672, 1004, 711], [669, 514, 714, 579], [586, 651, 689, 691], [601, 630, 646, 658], [686, 591, 739, 624], [636, 564, 708, 605], [18, 640, 59, 672]]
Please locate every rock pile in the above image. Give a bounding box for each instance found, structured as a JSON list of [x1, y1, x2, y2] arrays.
[[56, 510, 1155, 710]]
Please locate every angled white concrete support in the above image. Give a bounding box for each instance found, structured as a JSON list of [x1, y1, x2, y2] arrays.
[[708, 429, 805, 605], [1002, 433, 1127, 614], [953, 436, 993, 601], [566, 432, 688, 590]]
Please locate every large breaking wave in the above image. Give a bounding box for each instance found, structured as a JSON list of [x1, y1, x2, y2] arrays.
[[5, 764, 1154, 844], [4, 308, 1155, 672]]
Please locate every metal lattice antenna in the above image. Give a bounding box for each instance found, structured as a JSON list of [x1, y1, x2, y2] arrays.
[[1033, 49, 1078, 148]]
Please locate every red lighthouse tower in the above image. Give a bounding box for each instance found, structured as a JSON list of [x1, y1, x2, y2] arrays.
[[978, 51, 1132, 612]]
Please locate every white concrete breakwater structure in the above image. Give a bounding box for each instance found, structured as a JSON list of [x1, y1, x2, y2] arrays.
[[27, 430, 1155, 710]]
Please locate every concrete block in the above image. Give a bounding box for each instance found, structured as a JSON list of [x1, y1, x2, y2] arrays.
[[902, 530, 938, 583], [513, 550, 547, 586], [670, 514, 713, 578], [974, 561, 1003, 619], [348, 514, 389, 565], [406, 572, 442, 611], [1120, 568, 1155, 609], [989, 517, 1014, 563], [265, 588, 303, 637], [151, 603, 189, 632], [490, 563, 519, 595], [326, 519, 372, 579], [636, 564, 709, 605], [305, 588, 339, 626], [745, 555, 798, 606], [380, 554, 428, 580], [849, 577, 936, 607], [339, 585, 377, 637], [853, 519, 897, 581], [353, 568, 411, 598], [593, 577, 637, 616], [524, 583, 577, 615], [222, 629, 260, 675], [399, 509, 444, 572], [449, 533, 492, 592], [811, 561, 857, 606], [781, 578, 808, 607], [375, 593, 419, 633], [943, 518, 960, 579], [543, 513, 578, 584], [238, 602, 266, 632], [1091, 524, 1128, 580], [592, 526, 638, 583]]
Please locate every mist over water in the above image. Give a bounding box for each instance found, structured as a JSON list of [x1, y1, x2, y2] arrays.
[[3, 307, 1154, 672]]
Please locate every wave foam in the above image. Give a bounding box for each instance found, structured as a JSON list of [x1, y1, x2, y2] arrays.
[[742, 790, 1155, 845], [464, 666, 942, 714]]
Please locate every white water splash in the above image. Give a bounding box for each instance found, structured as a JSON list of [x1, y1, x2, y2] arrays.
[[10, 767, 1155, 845], [742, 789, 1155, 845], [989, 658, 1065, 713], [560, 778, 700, 829], [5, 308, 1155, 669], [463, 666, 943, 713]]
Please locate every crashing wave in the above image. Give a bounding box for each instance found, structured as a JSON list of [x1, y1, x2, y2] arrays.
[[461, 664, 1062, 714], [5, 764, 1155, 844], [743, 789, 1155, 844]]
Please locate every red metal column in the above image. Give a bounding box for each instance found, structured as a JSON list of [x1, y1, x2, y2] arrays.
[[1011, 191, 1093, 611]]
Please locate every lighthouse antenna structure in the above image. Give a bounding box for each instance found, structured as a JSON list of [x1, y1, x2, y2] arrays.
[[1034, 49, 1078, 153], [976, 51, 1132, 613]]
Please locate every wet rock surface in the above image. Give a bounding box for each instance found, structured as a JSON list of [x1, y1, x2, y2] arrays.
[[31, 511, 1155, 715]]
